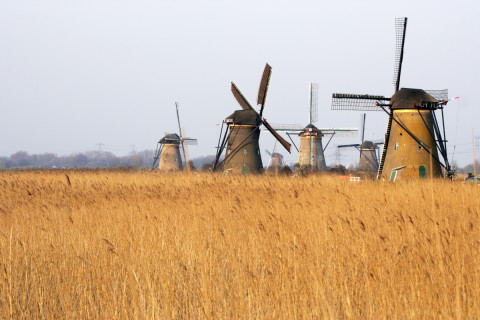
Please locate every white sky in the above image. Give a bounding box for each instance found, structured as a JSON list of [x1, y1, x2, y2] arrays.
[[1, 0, 479, 167]]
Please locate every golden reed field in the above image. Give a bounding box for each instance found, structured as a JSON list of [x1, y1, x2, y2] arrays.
[[1, 170, 479, 319]]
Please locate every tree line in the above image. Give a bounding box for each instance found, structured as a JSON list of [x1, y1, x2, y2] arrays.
[[0, 150, 478, 175], [0, 150, 217, 170]]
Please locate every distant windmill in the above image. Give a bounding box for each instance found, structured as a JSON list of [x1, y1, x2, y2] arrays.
[[213, 63, 291, 174], [152, 102, 197, 171], [331, 17, 452, 180], [337, 113, 383, 173], [270, 83, 357, 171], [265, 141, 285, 172]]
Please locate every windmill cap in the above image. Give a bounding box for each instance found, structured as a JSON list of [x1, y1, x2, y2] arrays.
[[360, 140, 377, 150], [225, 109, 261, 125], [299, 124, 324, 137], [160, 133, 181, 144], [390, 88, 438, 109]]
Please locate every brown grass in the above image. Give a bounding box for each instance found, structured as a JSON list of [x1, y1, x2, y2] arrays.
[[0, 170, 479, 319]]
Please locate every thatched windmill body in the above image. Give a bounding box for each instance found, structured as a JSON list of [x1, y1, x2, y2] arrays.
[[272, 83, 357, 171], [213, 63, 291, 174], [153, 102, 197, 171], [331, 18, 452, 180]]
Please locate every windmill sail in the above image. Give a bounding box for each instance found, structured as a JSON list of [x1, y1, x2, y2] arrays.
[[309, 83, 319, 124], [231, 82, 254, 110], [393, 17, 407, 92], [331, 93, 390, 111], [263, 120, 291, 152], [257, 63, 272, 116], [424, 89, 448, 102]]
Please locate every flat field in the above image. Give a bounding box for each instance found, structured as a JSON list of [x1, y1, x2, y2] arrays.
[[0, 170, 479, 319]]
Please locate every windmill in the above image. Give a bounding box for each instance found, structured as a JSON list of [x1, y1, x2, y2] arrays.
[[270, 83, 357, 172], [213, 63, 291, 174], [331, 17, 452, 180], [152, 102, 197, 171], [337, 113, 384, 173], [265, 142, 285, 172]]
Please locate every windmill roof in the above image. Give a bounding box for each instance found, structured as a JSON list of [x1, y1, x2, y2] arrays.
[[299, 124, 324, 137], [160, 133, 181, 144], [390, 88, 438, 109], [225, 109, 261, 125], [361, 140, 377, 150]]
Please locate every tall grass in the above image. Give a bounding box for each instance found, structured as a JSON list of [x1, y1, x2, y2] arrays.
[[0, 170, 479, 318]]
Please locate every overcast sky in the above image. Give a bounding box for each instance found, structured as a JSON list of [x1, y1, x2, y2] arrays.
[[1, 0, 479, 167]]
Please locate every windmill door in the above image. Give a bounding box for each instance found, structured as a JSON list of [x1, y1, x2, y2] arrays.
[[419, 166, 426, 179]]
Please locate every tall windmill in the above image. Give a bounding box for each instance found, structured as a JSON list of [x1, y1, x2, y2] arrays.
[[213, 63, 291, 174], [337, 113, 383, 173], [331, 17, 452, 180], [271, 83, 357, 171], [152, 102, 197, 171]]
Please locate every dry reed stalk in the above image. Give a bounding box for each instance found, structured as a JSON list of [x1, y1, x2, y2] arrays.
[[0, 170, 479, 318]]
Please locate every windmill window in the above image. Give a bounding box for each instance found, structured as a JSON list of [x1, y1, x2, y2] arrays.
[[395, 142, 399, 150]]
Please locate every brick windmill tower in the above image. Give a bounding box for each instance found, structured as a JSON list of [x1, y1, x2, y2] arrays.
[[337, 114, 383, 173], [213, 63, 291, 174], [271, 83, 357, 172], [331, 18, 452, 181], [152, 102, 197, 171]]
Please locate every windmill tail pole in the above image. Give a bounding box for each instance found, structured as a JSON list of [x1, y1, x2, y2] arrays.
[[152, 143, 162, 169], [213, 126, 230, 171]]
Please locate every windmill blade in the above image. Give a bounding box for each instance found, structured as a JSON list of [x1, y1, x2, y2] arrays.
[[257, 63, 272, 116], [393, 17, 408, 92], [175, 102, 183, 139], [272, 140, 278, 153], [262, 119, 291, 153], [263, 123, 304, 131], [337, 143, 361, 149], [231, 82, 254, 110], [317, 128, 358, 137], [183, 138, 198, 146], [332, 93, 390, 111], [175, 102, 187, 168], [424, 89, 448, 102], [180, 128, 191, 171], [309, 83, 319, 124], [360, 113, 366, 143], [164, 137, 181, 143], [265, 149, 272, 156]]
